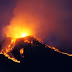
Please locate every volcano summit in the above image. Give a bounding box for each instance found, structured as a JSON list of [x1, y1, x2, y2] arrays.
[[0, 36, 72, 68]]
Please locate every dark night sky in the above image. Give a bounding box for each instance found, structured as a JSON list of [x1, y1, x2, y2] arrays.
[[0, 0, 72, 53]]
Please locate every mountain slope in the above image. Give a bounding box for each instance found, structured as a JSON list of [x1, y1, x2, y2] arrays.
[[0, 36, 71, 68]]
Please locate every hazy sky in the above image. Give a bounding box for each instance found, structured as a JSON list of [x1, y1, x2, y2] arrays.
[[0, 0, 72, 53], [0, 0, 17, 40]]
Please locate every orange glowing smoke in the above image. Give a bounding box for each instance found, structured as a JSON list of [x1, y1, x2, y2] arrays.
[[2, 0, 47, 40], [2, 15, 36, 45], [3, 24, 32, 38], [2, 0, 40, 39]]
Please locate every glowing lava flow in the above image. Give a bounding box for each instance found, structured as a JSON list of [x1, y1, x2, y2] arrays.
[[45, 45, 72, 56], [0, 38, 20, 63], [0, 36, 72, 63], [0, 32, 31, 63]]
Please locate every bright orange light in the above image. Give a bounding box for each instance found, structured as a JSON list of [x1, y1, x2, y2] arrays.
[[21, 33, 28, 37], [20, 48, 24, 55], [3, 25, 32, 38]]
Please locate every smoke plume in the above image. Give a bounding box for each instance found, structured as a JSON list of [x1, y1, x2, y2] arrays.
[[2, 0, 72, 53]]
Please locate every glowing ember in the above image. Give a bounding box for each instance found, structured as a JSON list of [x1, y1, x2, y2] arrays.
[[20, 48, 24, 55], [20, 48, 24, 58]]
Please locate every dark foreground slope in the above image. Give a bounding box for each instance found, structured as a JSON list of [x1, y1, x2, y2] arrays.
[[0, 36, 72, 71]]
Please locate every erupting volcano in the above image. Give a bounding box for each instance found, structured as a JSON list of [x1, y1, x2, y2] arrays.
[[1, 12, 72, 63], [0, 0, 72, 65], [1, 19, 72, 63], [0, 35, 72, 63]]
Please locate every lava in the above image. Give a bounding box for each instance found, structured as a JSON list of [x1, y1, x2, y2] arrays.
[[20, 48, 24, 58], [0, 36, 72, 63], [46, 45, 72, 56], [0, 36, 38, 63], [0, 38, 20, 63]]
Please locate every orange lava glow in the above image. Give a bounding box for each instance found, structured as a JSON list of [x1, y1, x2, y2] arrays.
[[20, 48, 24, 55], [0, 37, 72, 63], [45, 45, 72, 56], [20, 48, 24, 58], [0, 38, 20, 63], [3, 25, 32, 38]]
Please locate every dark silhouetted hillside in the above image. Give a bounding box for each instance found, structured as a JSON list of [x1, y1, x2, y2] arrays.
[[0, 36, 72, 71]]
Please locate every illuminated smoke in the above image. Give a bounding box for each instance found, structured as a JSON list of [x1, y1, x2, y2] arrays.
[[2, 0, 72, 53], [2, 0, 57, 40]]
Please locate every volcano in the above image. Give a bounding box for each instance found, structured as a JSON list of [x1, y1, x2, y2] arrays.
[[0, 36, 72, 68]]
